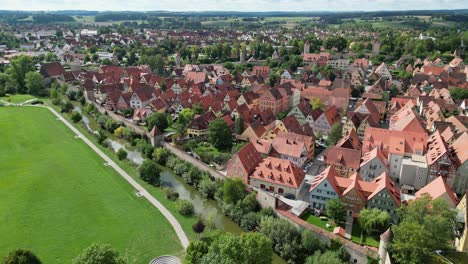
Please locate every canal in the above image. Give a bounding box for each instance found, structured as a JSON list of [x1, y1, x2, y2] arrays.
[[106, 138, 286, 264]]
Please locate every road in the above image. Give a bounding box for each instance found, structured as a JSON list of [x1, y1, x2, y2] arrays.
[[28, 105, 190, 249], [162, 142, 224, 180]]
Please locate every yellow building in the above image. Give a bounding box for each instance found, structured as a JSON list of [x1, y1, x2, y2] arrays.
[[455, 192, 468, 252]]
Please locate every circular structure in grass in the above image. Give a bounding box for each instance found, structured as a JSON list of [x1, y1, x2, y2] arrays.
[[150, 255, 181, 264]]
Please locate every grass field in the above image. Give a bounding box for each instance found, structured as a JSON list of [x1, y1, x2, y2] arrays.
[[0, 107, 182, 263], [0, 94, 37, 104]]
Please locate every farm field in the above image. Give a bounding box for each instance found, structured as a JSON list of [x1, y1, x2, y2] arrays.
[[0, 107, 182, 263]]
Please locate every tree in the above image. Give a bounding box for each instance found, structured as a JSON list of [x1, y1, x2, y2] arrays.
[[71, 111, 82, 123], [258, 216, 303, 262], [72, 244, 126, 264], [305, 250, 345, 264], [102, 58, 112, 65], [138, 160, 161, 185], [208, 119, 232, 150], [450, 87, 468, 100], [358, 208, 390, 236], [223, 178, 247, 205], [234, 116, 244, 135], [117, 148, 127, 161], [61, 100, 73, 113], [390, 195, 456, 264], [192, 219, 206, 238], [145, 112, 168, 131], [178, 108, 194, 127], [192, 103, 204, 115], [198, 176, 218, 199], [185, 232, 272, 264], [326, 199, 346, 224], [24, 72, 44, 95], [153, 147, 169, 165], [7, 55, 33, 94], [326, 123, 343, 146], [3, 249, 42, 264], [311, 97, 324, 110], [176, 200, 194, 216]]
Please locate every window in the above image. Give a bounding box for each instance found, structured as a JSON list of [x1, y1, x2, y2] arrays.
[[278, 188, 284, 194]]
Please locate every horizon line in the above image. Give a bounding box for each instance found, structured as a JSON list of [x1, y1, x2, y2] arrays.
[[0, 8, 467, 13]]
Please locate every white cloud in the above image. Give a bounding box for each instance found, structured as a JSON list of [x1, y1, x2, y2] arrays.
[[0, 0, 466, 11]]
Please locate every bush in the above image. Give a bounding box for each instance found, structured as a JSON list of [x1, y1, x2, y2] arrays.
[[153, 147, 169, 165], [138, 159, 161, 185], [162, 187, 179, 201], [51, 97, 61, 105], [177, 200, 194, 216], [71, 111, 82, 123], [3, 249, 42, 264], [61, 100, 73, 113], [198, 176, 218, 199], [117, 148, 127, 160], [96, 129, 107, 146]]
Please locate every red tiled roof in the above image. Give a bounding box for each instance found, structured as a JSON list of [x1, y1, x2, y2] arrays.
[[415, 176, 458, 206], [251, 157, 305, 189]]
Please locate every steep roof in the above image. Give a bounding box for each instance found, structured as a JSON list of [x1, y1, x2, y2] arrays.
[[360, 147, 389, 170], [416, 176, 458, 207], [324, 146, 361, 170], [389, 106, 427, 134], [251, 157, 305, 189], [336, 128, 362, 151], [40, 62, 65, 78], [309, 166, 341, 194], [368, 172, 401, 207], [363, 127, 428, 156]]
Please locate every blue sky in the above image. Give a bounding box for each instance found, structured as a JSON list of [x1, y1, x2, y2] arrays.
[[0, 0, 466, 11]]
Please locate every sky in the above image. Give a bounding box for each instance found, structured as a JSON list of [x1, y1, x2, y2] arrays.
[[0, 0, 466, 12]]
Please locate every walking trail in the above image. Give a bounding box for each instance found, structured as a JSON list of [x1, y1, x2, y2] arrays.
[[20, 104, 190, 249]]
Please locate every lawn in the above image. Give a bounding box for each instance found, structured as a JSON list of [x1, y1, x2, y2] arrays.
[[301, 212, 379, 248], [302, 212, 336, 231], [350, 223, 380, 248], [0, 107, 182, 263], [0, 94, 37, 104]]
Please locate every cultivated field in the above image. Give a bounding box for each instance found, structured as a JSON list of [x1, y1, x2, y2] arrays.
[[0, 107, 182, 263]]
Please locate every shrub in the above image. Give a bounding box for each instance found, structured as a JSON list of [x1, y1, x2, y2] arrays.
[[198, 176, 218, 199], [177, 200, 194, 216], [162, 187, 179, 201], [71, 111, 82, 123], [117, 148, 127, 161], [3, 249, 42, 264], [153, 147, 169, 165], [61, 100, 73, 113], [52, 97, 61, 105], [138, 160, 161, 185]]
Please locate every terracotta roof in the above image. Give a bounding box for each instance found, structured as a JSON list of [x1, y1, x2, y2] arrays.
[[380, 228, 393, 242], [426, 131, 456, 166], [40, 62, 65, 78], [389, 106, 427, 134], [309, 166, 341, 194], [324, 147, 361, 170], [251, 139, 272, 155], [251, 157, 305, 189], [368, 172, 401, 207], [149, 125, 162, 136], [185, 71, 208, 84], [336, 128, 361, 151], [363, 127, 428, 156], [451, 132, 468, 164], [360, 147, 389, 171], [415, 176, 458, 206]]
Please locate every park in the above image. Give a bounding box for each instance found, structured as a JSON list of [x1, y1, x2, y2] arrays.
[[0, 107, 182, 263]]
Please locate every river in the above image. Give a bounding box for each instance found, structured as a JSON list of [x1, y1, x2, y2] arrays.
[[106, 139, 285, 264]]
